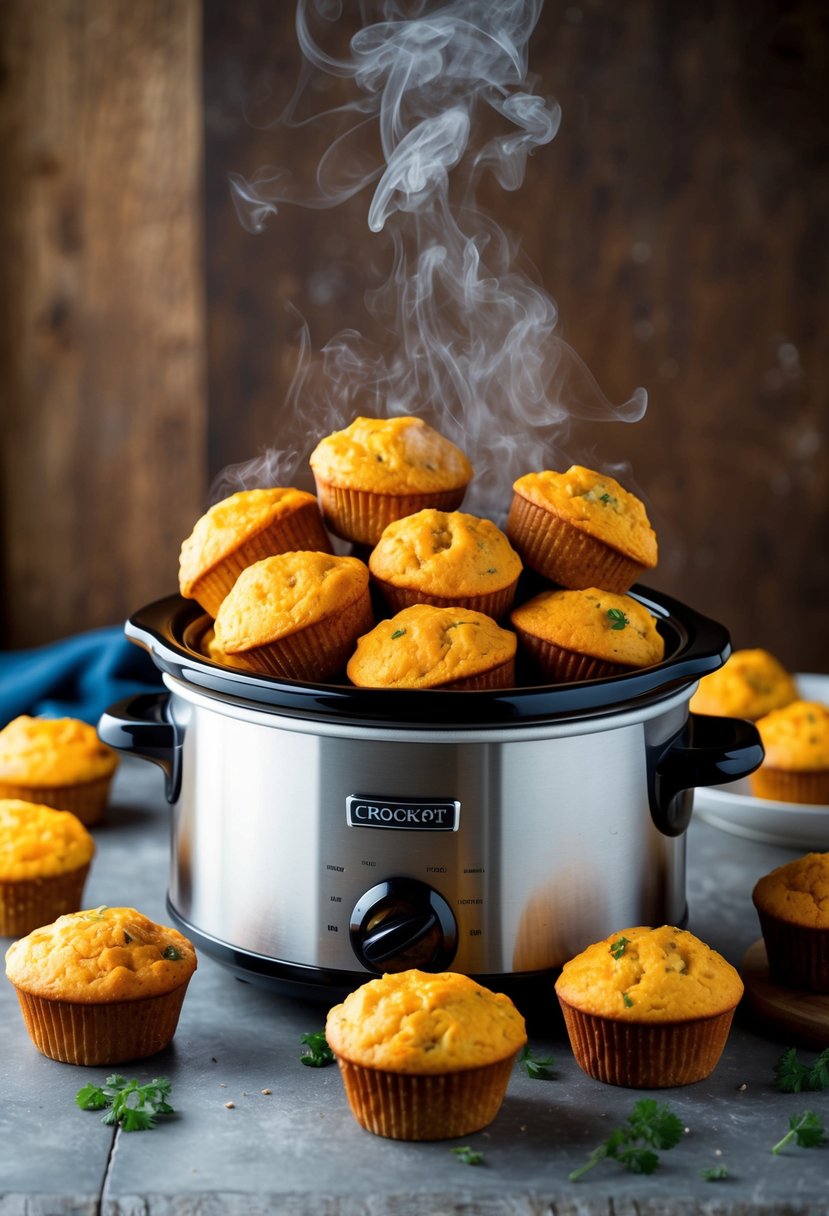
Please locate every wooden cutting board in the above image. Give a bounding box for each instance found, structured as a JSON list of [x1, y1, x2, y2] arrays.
[[741, 939, 829, 1047]]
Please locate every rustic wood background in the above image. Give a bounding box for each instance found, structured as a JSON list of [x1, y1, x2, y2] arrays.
[[2, 0, 827, 674]]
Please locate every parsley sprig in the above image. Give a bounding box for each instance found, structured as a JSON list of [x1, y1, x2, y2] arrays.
[[75, 1075, 173, 1132], [299, 1030, 335, 1068], [606, 608, 629, 631], [610, 935, 630, 960], [569, 1098, 683, 1181], [771, 1110, 826, 1155], [518, 1044, 555, 1079], [451, 1145, 484, 1165], [774, 1047, 829, 1093]]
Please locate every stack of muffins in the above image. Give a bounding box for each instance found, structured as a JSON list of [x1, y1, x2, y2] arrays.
[[177, 413, 667, 690]]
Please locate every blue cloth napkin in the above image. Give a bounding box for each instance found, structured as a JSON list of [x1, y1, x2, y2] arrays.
[[0, 626, 163, 726]]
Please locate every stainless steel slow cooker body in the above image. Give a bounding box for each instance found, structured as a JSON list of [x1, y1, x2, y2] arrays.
[[99, 587, 763, 1001]]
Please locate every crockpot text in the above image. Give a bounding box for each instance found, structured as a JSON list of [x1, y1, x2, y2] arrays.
[[346, 795, 460, 832]]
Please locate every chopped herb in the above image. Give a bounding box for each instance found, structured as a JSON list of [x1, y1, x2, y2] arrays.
[[599, 492, 618, 506], [622, 991, 634, 1008], [569, 1098, 683, 1181], [610, 936, 630, 960], [390, 629, 406, 639], [451, 1145, 484, 1165], [485, 567, 497, 574], [76, 1075, 173, 1132], [162, 945, 183, 961], [606, 608, 629, 630], [518, 1044, 555, 1079], [774, 1047, 829, 1093], [299, 1030, 335, 1068], [447, 621, 472, 630], [771, 1110, 826, 1154], [701, 1164, 730, 1181]]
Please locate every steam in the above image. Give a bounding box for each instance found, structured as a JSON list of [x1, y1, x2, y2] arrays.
[[216, 0, 647, 515]]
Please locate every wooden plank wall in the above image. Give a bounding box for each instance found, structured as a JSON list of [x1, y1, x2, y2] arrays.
[[1, 1, 826, 675]]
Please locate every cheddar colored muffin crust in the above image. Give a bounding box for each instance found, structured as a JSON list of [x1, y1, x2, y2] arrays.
[[690, 649, 798, 720], [5, 906, 197, 1003], [369, 509, 521, 598], [554, 925, 744, 1022], [510, 588, 664, 668], [754, 701, 829, 772], [510, 466, 657, 566], [0, 799, 94, 881], [0, 717, 118, 787], [310, 416, 473, 494], [752, 853, 829, 930], [346, 603, 516, 689], [325, 970, 527, 1073]]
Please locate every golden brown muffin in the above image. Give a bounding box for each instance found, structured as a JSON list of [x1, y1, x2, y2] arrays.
[[309, 416, 474, 546], [346, 604, 517, 690], [368, 509, 522, 618], [179, 487, 332, 618], [506, 466, 658, 592], [5, 905, 197, 1065], [554, 925, 743, 1088], [213, 551, 373, 682], [690, 648, 798, 720], [0, 799, 95, 937], [752, 852, 829, 993], [749, 700, 829, 805], [325, 969, 527, 1140], [0, 716, 119, 827], [510, 587, 664, 683]]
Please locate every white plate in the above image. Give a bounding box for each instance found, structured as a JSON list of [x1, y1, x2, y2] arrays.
[[693, 673, 829, 849]]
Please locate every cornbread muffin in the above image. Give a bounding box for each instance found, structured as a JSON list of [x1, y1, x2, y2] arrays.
[[309, 416, 474, 546], [506, 466, 658, 592], [554, 925, 743, 1088], [510, 587, 664, 683], [325, 969, 527, 1140], [5, 905, 197, 1065], [749, 700, 829, 806], [0, 800, 95, 936], [752, 853, 829, 992], [213, 551, 373, 681], [0, 716, 119, 827], [347, 604, 517, 690], [179, 487, 332, 618], [369, 509, 522, 618], [690, 648, 798, 720]]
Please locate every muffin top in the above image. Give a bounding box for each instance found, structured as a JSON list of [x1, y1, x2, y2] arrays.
[[754, 701, 829, 771], [179, 487, 321, 596], [325, 969, 527, 1073], [0, 799, 95, 881], [213, 552, 370, 654], [510, 588, 665, 668], [554, 925, 743, 1022], [752, 852, 829, 929], [690, 648, 798, 720], [0, 716, 119, 787], [309, 416, 473, 494], [347, 604, 516, 689], [369, 509, 522, 596], [5, 906, 197, 1002], [511, 466, 658, 566]]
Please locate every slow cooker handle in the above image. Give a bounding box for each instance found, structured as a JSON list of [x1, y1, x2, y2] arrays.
[[98, 692, 181, 804], [649, 712, 764, 837]]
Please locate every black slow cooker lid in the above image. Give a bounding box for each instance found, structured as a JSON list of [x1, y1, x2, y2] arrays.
[[125, 586, 731, 728]]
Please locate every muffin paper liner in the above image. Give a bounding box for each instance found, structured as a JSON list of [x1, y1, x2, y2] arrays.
[[749, 767, 829, 807], [0, 863, 91, 937], [334, 1053, 517, 1140], [190, 500, 333, 618], [0, 776, 115, 827], [372, 578, 519, 622], [442, 658, 516, 690], [232, 588, 375, 682], [755, 911, 829, 993], [12, 980, 192, 1065], [557, 997, 736, 1088], [314, 482, 468, 547], [512, 629, 633, 684], [505, 493, 646, 593]]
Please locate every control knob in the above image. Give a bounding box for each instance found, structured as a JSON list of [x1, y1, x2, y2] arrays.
[[350, 878, 457, 973]]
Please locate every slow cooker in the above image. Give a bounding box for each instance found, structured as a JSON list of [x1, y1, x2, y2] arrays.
[[99, 585, 763, 1005]]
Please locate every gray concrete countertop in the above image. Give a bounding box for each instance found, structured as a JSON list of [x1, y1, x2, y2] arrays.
[[2, 757, 828, 1215]]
